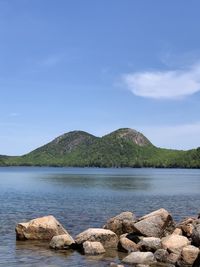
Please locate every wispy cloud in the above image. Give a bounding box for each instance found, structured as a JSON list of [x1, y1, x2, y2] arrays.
[[122, 64, 200, 99], [39, 54, 62, 67], [9, 112, 20, 117]]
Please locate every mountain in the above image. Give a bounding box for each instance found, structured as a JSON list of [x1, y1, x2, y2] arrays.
[[1, 128, 200, 168]]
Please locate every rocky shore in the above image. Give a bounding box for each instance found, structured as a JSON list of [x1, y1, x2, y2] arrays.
[[15, 208, 200, 266]]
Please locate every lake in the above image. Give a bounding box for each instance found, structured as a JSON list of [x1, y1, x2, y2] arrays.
[[0, 167, 200, 266]]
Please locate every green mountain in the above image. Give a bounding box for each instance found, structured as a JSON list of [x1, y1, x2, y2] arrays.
[[1, 128, 200, 168]]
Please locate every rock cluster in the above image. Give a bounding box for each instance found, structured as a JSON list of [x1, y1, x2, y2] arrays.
[[15, 209, 200, 266]]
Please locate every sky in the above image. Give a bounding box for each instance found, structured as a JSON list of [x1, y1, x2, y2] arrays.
[[1, 0, 200, 155]]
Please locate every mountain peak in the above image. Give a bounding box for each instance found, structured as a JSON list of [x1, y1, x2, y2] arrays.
[[106, 128, 152, 146]]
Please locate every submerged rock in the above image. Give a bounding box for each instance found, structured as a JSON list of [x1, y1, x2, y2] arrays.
[[122, 251, 155, 265], [16, 215, 68, 240], [75, 228, 118, 249], [133, 209, 175, 238], [83, 241, 105, 255], [103, 211, 136, 236], [49, 234, 75, 249]]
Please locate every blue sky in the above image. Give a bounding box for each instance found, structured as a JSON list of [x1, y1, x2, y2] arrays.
[[1, 0, 200, 155]]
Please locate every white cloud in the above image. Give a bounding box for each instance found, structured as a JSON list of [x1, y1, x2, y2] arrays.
[[122, 64, 200, 99]]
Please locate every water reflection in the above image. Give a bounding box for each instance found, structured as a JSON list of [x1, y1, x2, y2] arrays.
[[43, 174, 152, 191]]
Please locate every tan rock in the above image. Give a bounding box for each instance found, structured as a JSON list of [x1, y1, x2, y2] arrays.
[[49, 234, 75, 249], [103, 211, 136, 236], [122, 251, 155, 265], [119, 234, 138, 252], [172, 228, 182, 235], [83, 241, 105, 255], [181, 245, 199, 265], [75, 228, 118, 249], [134, 209, 174, 238], [16, 215, 68, 240], [161, 234, 190, 254], [176, 217, 196, 237]]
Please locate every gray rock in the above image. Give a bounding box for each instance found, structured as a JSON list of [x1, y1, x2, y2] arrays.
[[75, 228, 118, 249], [138, 237, 162, 252], [191, 223, 200, 246], [49, 234, 75, 249], [16, 215, 68, 240], [122, 251, 155, 265], [83, 241, 105, 255], [103, 211, 136, 236], [134, 209, 175, 238], [166, 252, 181, 265], [154, 249, 169, 262]]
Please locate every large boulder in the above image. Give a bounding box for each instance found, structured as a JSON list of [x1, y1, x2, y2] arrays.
[[138, 237, 162, 252], [133, 209, 175, 238], [49, 234, 75, 249], [75, 228, 118, 249], [122, 251, 155, 265], [103, 211, 136, 236], [16, 215, 68, 240], [83, 241, 105, 255], [161, 234, 190, 254]]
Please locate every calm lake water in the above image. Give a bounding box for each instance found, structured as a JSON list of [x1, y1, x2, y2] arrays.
[[0, 167, 200, 266]]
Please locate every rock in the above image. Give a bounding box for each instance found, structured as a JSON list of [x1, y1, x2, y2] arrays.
[[150, 263, 175, 267], [83, 241, 105, 255], [16, 215, 68, 240], [166, 252, 180, 265], [49, 234, 75, 249], [176, 218, 196, 237], [103, 211, 136, 236], [136, 265, 150, 267], [122, 251, 155, 265], [138, 237, 162, 252], [75, 228, 118, 249], [119, 234, 138, 252], [134, 209, 175, 238], [172, 228, 182, 235], [191, 223, 200, 246], [110, 263, 124, 267], [180, 245, 199, 265], [154, 249, 169, 262], [161, 234, 190, 254]]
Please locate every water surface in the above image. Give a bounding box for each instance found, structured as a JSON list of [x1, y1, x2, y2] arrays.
[[0, 167, 200, 266]]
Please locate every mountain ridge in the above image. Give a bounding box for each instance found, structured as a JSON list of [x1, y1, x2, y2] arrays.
[[0, 128, 199, 168]]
